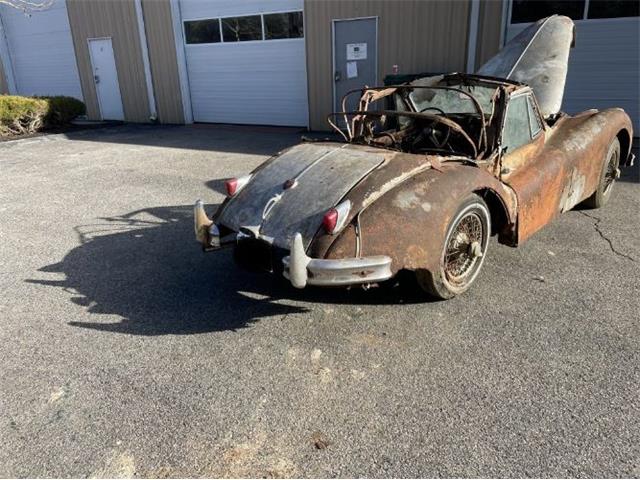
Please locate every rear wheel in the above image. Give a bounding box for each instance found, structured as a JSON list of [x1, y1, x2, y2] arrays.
[[416, 194, 491, 299], [583, 137, 620, 209]]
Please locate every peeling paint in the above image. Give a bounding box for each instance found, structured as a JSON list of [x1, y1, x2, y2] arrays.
[[361, 162, 432, 209], [392, 191, 421, 210], [559, 168, 586, 212]]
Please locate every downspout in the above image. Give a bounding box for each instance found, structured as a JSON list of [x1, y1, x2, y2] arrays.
[[169, 0, 193, 124], [466, 0, 480, 72], [499, 0, 510, 48], [0, 8, 17, 93], [134, 0, 157, 122]]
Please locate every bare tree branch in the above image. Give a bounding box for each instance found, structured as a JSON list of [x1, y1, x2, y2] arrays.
[[0, 0, 55, 13]]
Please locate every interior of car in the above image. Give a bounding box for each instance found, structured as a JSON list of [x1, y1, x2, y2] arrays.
[[330, 76, 505, 159]]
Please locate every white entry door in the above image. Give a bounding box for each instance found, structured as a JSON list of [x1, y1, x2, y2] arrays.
[[88, 38, 124, 121]]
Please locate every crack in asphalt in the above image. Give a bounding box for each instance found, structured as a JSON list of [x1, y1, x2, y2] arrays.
[[579, 211, 637, 262]]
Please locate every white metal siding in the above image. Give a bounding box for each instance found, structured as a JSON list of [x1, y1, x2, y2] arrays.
[[0, 0, 82, 99], [507, 17, 639, 132], [179, 0, 308, 126]]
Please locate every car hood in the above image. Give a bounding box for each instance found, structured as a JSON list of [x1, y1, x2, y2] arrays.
[[216, 142, 386, 249], [476, 15, 575, 118]]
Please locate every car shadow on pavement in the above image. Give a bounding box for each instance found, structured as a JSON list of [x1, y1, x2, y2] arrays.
[[26, 205, 425, 336]]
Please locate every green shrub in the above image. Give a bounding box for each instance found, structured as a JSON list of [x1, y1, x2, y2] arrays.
[[0, 95, 48, 137], [41, 95, 86, 126], [0, 95, 86, 137]]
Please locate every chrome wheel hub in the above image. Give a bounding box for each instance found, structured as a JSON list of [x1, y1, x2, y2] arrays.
[[444, 212, 484, 284], [603, 148, 620, 195]]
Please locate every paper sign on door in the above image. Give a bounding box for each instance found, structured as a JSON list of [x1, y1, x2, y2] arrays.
[[346, 61, 358, 79], [346, 43, 367, 60]]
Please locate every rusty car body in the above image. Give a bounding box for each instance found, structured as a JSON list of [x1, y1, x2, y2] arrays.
[[194, 15, 634, 299]]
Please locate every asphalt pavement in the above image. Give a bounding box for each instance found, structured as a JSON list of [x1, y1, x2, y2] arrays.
[[1, 124, 638, 477]]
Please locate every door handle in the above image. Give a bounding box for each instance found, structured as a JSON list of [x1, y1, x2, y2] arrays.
[[94, 75, 100, 84], [334, 71, 341, 82]]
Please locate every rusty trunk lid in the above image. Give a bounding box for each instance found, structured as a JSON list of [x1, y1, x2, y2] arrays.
[[476, 15, 575, 118], [217, 142, 385, 249]]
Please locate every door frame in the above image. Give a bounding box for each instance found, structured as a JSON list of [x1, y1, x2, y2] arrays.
[[331, 16, 379, 114], [87, 36, 123, 121]]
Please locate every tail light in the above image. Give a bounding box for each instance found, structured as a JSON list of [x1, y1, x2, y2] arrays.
[[225, 174, 252, 197], [322, 200, 351, 234]]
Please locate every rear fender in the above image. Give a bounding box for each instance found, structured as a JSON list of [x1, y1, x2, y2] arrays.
[[324, 164, 517, 275]]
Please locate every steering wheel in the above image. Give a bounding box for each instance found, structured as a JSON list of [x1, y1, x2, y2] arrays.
[[418, 106, 447, 116], [417, 108, 450, 147]]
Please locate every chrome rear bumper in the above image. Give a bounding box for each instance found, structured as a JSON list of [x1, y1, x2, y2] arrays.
[[195, 201, 393, 288], [282, 233, 392, 288]]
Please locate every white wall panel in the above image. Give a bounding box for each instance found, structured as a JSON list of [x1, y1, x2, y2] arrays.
[[0, 0, 83, 99], [180, 0, 303, 19]]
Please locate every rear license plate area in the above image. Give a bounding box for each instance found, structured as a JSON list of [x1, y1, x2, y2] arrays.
[[234, 238, 273, 272]]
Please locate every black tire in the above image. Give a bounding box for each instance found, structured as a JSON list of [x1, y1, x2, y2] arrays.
[[583, 137, 620, 209], [416, 194, 491, 299]]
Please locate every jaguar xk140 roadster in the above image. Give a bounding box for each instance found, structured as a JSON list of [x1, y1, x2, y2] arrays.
[[194, 15, 634, 299]]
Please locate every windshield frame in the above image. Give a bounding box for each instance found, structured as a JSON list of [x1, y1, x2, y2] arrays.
[[330, 85, 489, 156]]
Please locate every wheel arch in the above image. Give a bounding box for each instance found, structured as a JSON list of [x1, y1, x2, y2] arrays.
[[473, 187, 517, 246], [323, 163, 517, 275], [616, 127, 633, 166]]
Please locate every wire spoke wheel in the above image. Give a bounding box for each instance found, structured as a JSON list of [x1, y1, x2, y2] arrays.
[[416, 194, 491, 299], [603, 145, 620, 195], [583, 137, 620, 209], [444, 211, 485, 286]]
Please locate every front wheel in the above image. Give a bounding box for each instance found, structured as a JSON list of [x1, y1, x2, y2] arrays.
[[582, 137, 620, 209], [416, 194, 491, 299]]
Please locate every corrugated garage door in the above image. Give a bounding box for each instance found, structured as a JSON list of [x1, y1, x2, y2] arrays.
[[0, 0, 82, 99], [506, 3, 639, 132], [179, 0, 308, 127]]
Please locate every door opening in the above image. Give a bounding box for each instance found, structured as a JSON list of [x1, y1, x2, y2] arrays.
[[332, 17, 378, 116], [88, 38, 124, 121]]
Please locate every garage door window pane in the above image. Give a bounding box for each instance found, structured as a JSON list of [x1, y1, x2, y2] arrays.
[[588, 0, 639, 18], [264, 12, 304, 39], [511, 0, 585, 23], [222, 15, 262, 42], [184, 19, 221, 44]]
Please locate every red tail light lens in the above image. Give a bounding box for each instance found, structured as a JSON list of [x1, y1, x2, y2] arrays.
[[225, 178, 238, 196], [225, 174, 252, 197], [322, 200, 351, 234], [322, 208, 338, 233]]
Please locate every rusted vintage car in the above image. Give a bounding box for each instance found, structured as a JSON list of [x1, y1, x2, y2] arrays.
[[194, 15, 634, 299]]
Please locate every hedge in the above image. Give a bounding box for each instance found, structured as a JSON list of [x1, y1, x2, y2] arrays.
[[0, 95, 86, 137], [42, 96, 86, 127]]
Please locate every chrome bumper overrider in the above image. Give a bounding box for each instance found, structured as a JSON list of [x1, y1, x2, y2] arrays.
[[195, 201, 393, 288], [282, 233, 392, 288], [194, 200, 213, 243], [194, 200, 234, 250]]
